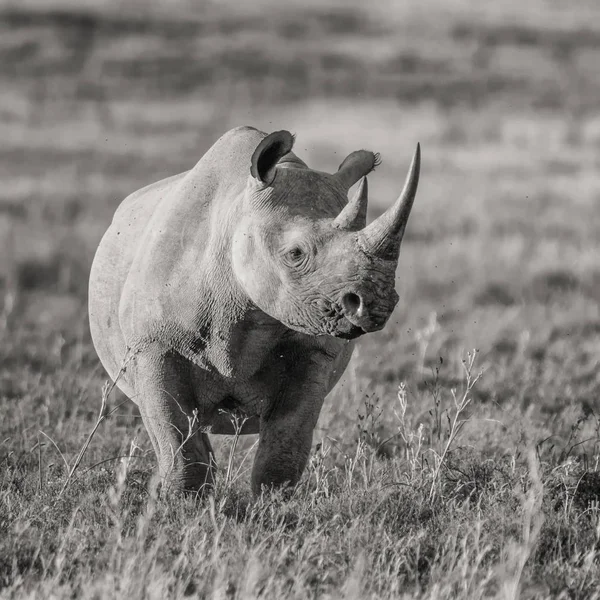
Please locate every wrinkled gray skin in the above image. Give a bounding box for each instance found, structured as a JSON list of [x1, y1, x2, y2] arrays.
[[89, 126, 420, 496]]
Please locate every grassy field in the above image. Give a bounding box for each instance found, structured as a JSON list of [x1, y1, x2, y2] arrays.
[[2, 0, 600, 597]]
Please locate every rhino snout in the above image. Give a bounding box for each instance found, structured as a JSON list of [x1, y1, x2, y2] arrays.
[[339, 288, 398, 333]]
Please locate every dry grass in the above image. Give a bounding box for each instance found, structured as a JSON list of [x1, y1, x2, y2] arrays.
[[1, 0, 600, 598]]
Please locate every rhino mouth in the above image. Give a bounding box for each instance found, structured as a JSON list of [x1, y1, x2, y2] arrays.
[[337, 324, 366, 340], [334, 319, 367, 340]]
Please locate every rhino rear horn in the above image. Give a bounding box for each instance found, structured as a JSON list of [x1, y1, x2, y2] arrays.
[[334, 150, 380, 190], [333, 177, 368, 230], [251, 130, 295, 185]]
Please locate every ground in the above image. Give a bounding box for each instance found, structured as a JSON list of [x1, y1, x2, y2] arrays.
[[1, 1, 600, 598]]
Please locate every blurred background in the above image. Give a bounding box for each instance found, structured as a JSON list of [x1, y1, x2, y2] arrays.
[[1, 0, 600, 458]]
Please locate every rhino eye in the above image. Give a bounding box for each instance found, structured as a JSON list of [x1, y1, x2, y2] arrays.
[[288, 247, 304, 261], [283, 246, 309, 269]]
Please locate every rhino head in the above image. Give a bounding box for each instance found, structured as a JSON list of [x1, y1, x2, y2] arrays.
[[231, 130, 420, 340]]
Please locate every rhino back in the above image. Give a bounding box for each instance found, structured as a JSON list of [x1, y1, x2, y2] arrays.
[[89, 172, 187, 388]]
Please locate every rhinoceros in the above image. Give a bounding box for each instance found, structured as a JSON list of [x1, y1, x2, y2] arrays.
[[89, 126, 420, 495]]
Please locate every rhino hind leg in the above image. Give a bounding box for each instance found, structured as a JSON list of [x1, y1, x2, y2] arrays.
[[135, 350, 216, 495]]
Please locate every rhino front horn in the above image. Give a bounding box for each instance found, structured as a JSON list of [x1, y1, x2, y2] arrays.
[[359, 143, 420, 260]]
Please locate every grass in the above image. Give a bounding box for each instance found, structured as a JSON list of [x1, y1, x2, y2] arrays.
[[1, 0, 600, 597]]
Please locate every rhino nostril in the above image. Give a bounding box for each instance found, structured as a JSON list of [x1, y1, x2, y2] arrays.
[[341, 292, 362, 317]]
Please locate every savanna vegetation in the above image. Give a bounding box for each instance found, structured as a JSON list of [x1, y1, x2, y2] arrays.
[[1, 0, 600, 597]]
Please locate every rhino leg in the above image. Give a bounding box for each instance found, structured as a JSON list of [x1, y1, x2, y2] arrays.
[[251, 403, 318, 496], [250, 340, 354, 495], [251, 350, 336, 495], [134, 350, 215, 494]]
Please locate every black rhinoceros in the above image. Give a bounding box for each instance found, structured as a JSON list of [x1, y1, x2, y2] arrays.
[[89, 126, 420, 495]]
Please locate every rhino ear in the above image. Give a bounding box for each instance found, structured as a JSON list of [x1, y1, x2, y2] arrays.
[[250, 130, 295, 185], [334, 150, 380, 190]]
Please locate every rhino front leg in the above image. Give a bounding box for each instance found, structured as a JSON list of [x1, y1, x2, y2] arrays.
[[134, 350, 215, 495], [250, 342, 353, 495], [251, 399, 319, 496], [251, 350, 334, 495]]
